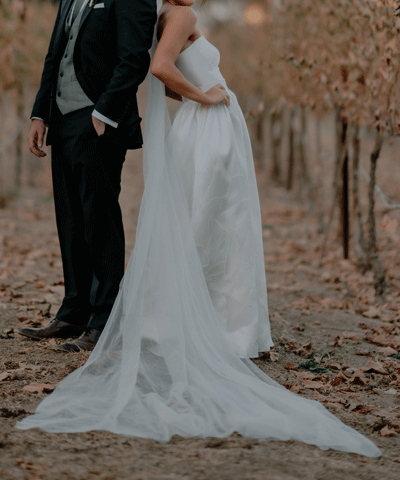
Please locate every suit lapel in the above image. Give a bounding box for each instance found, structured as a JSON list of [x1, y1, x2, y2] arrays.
[[51, 0, 75, 58], [60, 0, 75, 29], [79, 1, 94, 31]]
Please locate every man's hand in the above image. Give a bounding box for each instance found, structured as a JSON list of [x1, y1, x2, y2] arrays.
[[92, 116, 106, 136], [28, 119, 47, 158]]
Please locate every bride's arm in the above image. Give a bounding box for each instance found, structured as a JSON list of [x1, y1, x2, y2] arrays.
[[165, 85, 183, 102], [151, 7, 229, 107]]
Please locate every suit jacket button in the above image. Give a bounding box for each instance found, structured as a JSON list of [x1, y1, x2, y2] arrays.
[[60, 72, 64, 77], [58, 92, 61, 97], [64, 54, 68, 58], [70, 36, 73, 40]]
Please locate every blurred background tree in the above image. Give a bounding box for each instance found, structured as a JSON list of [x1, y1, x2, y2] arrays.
[[207, 0, 400, 294], [0, 0, 56, 204]]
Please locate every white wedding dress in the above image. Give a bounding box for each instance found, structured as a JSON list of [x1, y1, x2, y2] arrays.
[[162, 35, 273, 358], [17, 32, 381, 458]]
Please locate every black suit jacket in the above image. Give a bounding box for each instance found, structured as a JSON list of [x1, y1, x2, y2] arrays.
[[32, 0, 157, 149]]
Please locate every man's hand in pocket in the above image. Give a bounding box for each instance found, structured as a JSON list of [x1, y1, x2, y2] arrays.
[[92, 116, 106, 136]]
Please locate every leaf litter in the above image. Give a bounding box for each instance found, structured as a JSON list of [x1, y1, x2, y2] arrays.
[[0, 154, 400, 478]]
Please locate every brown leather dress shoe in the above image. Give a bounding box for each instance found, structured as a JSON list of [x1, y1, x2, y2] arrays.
[[19, 318, 86, 341], [57, 328, 103, 352]]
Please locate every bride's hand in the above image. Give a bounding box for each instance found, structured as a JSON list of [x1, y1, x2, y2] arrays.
[[203, 84, 230, 107]]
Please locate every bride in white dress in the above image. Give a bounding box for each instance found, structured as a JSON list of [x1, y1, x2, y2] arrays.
[[17, 0, 381, 457], [152, 0, 273, 358]]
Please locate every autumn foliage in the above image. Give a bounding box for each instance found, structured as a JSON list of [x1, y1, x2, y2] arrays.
[[212, 0, 400, 294], [215, 0, 400, 132], [0, 0, 57, 205], [0, 0, 56, 92]]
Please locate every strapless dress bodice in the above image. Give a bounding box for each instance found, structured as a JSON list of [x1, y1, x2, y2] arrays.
[[175, 36, 226, 93]]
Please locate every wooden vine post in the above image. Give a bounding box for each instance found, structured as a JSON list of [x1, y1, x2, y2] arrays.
[[337, 112, 349, 260], [286, 106, 295, 191], [366, 130, 386, 294], [351, 124, 368, 269], [270, 105, 283, 184]]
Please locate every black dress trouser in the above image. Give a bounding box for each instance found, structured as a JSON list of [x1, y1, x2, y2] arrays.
[[51, 105, 128, 330]]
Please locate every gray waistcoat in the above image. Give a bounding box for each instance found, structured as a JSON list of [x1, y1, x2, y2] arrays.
[[56, 3, 94, 115]]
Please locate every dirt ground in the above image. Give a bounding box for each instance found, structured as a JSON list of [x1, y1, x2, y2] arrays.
[[1, 111, 400, 479]]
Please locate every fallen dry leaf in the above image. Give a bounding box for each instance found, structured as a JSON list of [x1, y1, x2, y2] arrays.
[[284, 362, 298, 371], [362, 307, 381, 319], [47, 338, 57, 348], [352, 405, 373, 415], [330, 371, 348, 387], [346, 401, 364, 412], [289, 384, 303, 393], [355, 350, 372, 356], [315, 374, 330, 384], [341, 332, 360, 341], [259, 351, 280, 362], [293, 342, 312, 357], [361, 359, 389, 375], [329, 362, 343, 370], [338, 386, 356, 393], [22, 383, 56, 394], [379, 426, 397, 437], [349, 374, 369, 386], [365, 334, 391, 347], [385, 389, 398, 395], [313, 394, 343, 404], [300, 380, 325, 390], [270, 312, 290, 325], [295, 371, 315, 380], [378, 346, 398, 357], [0, 371, 11, 381], [332, 336, 342, 347]]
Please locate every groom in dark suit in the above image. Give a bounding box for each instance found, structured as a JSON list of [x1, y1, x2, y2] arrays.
[[20, 0, 157, 351]]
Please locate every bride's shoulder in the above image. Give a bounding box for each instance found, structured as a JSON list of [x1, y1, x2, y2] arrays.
[[163, 5, 198, 25], [157, 3, 197, 40]]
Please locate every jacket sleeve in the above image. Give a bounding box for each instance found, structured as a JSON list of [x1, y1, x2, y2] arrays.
[[94, 0, 157, 123], [31, 0, 65, 123]]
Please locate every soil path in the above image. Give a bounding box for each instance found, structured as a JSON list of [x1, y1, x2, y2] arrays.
[[1, 96, 399, 479]]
